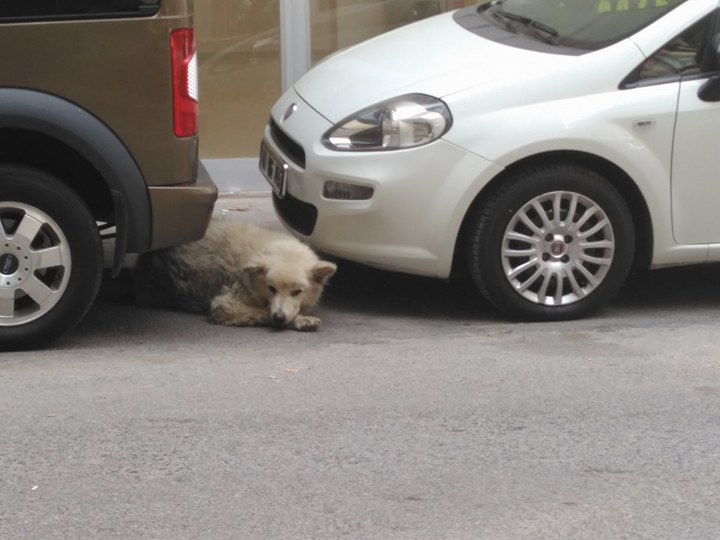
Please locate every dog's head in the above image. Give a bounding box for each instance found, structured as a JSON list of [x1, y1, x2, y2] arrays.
[[244, 256, 336, 328]]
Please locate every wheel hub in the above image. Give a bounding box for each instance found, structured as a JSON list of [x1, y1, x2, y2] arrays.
[[1, 252, 19, 276], [549, 238, 566, 258], [501, 190, 615, 307], [0, 242, 31, 289], [0, 203, 72, 326]]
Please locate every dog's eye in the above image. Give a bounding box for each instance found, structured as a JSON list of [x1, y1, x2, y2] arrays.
[[291, 289, 302, 297], [268, 286, 277, 294]]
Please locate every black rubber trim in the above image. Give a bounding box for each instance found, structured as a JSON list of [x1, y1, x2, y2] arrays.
[[110, 190, 129, 277], [0, 0, 160, 23], [270, 119, 306, 169], [272, 192, 318, 236], [0, 88, 152, 253]]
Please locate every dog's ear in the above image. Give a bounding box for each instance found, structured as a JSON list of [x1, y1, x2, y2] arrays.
[[243, 263, 268, 277], [311, 261, 337, 284]]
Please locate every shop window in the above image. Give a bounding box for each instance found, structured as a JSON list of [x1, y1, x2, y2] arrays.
[[196, 1, 281, 159], [197, 0, 485, 159]]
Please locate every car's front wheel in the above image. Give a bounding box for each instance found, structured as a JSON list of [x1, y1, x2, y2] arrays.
[[0, 165, 103, 350], [466, 164, 635, 321]]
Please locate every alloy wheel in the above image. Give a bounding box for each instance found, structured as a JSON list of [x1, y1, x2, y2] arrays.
[[501, 190, 614, 307], [0, 202, 72, 326]]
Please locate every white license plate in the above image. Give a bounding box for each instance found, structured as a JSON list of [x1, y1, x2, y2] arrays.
[[259, 141, 288, 198]]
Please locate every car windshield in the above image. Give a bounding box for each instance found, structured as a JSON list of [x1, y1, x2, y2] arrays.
[[480, 0, 688, 51]]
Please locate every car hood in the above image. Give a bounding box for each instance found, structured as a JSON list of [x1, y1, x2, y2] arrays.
[[293, 10, 629, 123]]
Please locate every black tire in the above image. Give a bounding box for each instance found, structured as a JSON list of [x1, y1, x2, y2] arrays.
[[0, 165, 103, 350], [466, 164, 635, 321]]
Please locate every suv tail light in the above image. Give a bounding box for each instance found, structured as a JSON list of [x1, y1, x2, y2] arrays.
[[170, 28, 199, 138]]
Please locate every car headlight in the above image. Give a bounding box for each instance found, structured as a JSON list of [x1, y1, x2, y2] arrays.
[[322, 94, 452, 151]]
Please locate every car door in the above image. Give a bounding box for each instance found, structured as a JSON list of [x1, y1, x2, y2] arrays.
[[670, 10, 720, 245]]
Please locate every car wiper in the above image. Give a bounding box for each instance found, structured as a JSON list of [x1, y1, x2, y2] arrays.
[[492, 9, 559, 42]]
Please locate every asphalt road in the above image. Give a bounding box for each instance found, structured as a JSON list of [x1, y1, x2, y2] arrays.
[[2, 200, 720, 539]]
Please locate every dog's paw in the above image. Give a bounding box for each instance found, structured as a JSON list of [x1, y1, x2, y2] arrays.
[[208, 307, 232, 326], [209, 290, 271, 327], [291, 315, 321, 332], [208, 303, 267, 327], [209, 311, 268, 327]]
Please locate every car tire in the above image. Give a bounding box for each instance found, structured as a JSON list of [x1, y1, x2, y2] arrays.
[[0, 164, 103, 350], [466, 163, 635, 321]]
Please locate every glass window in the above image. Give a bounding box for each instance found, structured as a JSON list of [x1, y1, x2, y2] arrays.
[[478, 0, 688, 51], [311, 1, 486, 64], [0, 0, 159, 20], [197, 1, 485, 159], [196, 1, 281, 159], [638, 15, 713, 81]]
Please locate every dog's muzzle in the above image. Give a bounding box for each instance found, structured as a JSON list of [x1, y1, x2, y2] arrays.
[[272, 312, 287, 328]]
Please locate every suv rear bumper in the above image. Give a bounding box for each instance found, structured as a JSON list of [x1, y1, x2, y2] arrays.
[[147, 162, 218, 250]]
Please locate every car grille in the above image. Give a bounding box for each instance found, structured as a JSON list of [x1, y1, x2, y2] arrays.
[[272, 192, 317, 236], [270, 119, 306, 168]]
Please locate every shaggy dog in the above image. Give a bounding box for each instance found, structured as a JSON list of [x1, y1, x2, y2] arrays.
[[133, 220, 337, 331]]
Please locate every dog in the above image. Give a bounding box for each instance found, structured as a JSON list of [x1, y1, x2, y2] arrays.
[[133, 220, 337, 331]]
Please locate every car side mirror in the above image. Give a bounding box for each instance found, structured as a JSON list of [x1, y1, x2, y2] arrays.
[[698, 34, 720, 102]]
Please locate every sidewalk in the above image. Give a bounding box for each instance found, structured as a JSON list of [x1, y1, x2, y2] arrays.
[[212, 190, 281, 231]]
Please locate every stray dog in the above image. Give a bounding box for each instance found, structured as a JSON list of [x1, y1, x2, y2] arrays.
[[133, 220, 336, 331]]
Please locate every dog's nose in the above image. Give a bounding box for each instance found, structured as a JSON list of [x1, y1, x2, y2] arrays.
[[272, 312, 286, 327]]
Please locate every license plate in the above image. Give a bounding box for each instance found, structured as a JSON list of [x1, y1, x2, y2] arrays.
[[259, 141, 288, 198]]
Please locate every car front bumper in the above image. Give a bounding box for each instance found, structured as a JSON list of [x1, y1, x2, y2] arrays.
[[262, 90, 501, 278]]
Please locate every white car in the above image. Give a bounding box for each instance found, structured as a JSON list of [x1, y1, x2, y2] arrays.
[[260, 0, 720, 321]]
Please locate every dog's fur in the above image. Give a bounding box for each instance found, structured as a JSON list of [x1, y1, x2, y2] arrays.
[[133, 220, 336, 331]]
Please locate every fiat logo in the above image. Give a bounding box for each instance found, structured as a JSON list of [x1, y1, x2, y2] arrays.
[[550, 241, 565, 256], [281, 103, 298, 123]]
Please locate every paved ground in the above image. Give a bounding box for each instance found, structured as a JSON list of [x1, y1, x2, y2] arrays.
[[213, 191, 281, 229], [2, 194, 720, 539]]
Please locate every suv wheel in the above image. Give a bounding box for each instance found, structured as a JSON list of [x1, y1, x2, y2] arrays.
[[0, 165, 103, 349]]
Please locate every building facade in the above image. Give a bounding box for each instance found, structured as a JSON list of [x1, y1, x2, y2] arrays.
[[195, 0, 484, 190]]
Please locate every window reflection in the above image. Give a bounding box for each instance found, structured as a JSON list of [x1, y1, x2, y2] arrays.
[[311, 1, 484, 64], [196, 1, 281, 159], [197, 0, 484, 159], [638, 15, 710, 81]]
